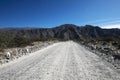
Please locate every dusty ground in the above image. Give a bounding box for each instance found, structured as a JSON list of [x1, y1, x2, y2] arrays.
[[0, 41, 57, 64], [0, 41, 119, 80]]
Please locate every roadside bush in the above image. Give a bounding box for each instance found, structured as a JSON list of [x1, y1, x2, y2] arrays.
[[13, 35, 31, 47]]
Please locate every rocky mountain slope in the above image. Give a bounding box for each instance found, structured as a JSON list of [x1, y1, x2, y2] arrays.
[[1, 24, 120, 40]]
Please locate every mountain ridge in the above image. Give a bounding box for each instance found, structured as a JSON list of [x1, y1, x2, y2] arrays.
[[0, 24, 120, 40]]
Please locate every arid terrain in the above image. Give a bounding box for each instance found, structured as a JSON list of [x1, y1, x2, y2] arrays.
[[0, 41, 119, 80]]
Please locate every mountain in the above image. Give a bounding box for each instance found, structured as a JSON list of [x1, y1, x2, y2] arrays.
[[0, 24, 120, 41]]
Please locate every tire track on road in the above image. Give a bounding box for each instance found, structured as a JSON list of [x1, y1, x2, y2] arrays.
[[73, 42, 120, 80], [42, 42, 69, 80], [0, 43, 63, 80]]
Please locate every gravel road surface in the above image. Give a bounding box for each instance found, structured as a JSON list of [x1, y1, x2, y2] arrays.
[[0, 41, 120, 80]]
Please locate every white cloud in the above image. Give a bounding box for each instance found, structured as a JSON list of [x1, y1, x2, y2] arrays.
[[101, 24, 120, 29]]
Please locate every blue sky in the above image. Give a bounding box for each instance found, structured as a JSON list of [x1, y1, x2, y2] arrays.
[[0, 0, 120, 28]]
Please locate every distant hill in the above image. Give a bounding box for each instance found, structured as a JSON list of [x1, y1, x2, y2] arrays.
[[1, 24, 120, 40]]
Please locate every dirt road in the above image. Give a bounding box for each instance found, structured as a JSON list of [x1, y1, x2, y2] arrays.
[[0, 41, 119, 80]]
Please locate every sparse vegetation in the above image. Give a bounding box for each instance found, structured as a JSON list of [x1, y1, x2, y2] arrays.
[[79, 37, 120, 69], [0, 31, 59, 51], [0, 31, 32, 51]]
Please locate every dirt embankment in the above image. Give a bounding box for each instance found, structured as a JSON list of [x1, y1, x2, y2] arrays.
[[79, 41, 120, 70], [0, 41, 58, 65]]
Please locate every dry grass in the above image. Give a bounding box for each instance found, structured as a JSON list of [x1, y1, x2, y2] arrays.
[[0, 52, 4, 59]]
